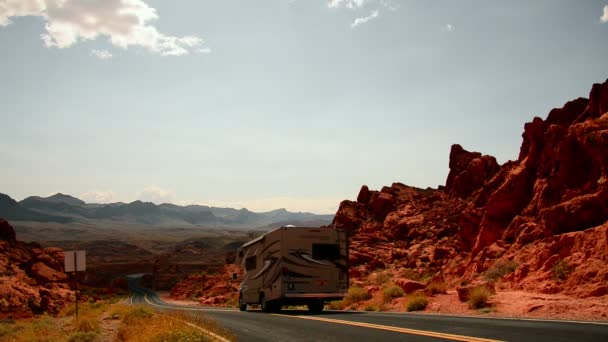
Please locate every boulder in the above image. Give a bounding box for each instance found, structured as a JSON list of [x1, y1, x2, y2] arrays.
[[0, 219, 16, 242], [394, 279, 426, 294]]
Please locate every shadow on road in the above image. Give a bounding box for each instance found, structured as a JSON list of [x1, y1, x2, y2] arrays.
[[246, 309, 363, 316]]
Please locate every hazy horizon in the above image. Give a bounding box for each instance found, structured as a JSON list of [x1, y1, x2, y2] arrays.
[[1, 0, 608, 214]]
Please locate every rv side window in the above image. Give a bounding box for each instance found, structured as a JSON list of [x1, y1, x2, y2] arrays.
[[312, 244, 340, 260], [245, 256, 256, 271]]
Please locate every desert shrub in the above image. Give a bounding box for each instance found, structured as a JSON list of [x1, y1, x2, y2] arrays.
[[75, 318, 99, 333], [484, 260, 518, 281], [123, 306, 154, 324], [0, 323, 17, 339], [152, 329, 211, 342], [327, 301, 347, 310], [382, 284, 404, 303], [374, 271, 393, 286], [406, 295, 428, 312], [345, 286, 371, 303], [68, 331, 99, 342], [552, 260, 572, 281], [401, 268, 419, 280], [364, 304, 378, 312], [427, 280, 448, 295], [468, 286, 491, 309]]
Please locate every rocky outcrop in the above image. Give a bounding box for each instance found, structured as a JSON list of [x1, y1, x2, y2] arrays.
[[169, 264, 241, 306], [446, 144, 499, 199], [0, 219, 71, 318], [332, 79, 608, 299]]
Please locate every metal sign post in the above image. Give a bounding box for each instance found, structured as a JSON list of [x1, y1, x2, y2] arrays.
[[64, 251, 86, 322]]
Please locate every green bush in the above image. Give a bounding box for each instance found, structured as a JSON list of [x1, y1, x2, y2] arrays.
[[468, 286, 490, 309], [552, 260, 572, 281], [484, 260, 518, 281], [345, 287, 371, 303], [382, 284, 404, 303], [406, 295, 428, 312]]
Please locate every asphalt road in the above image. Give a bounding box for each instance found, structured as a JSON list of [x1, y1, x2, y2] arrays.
[[126, 276, 608, 342]]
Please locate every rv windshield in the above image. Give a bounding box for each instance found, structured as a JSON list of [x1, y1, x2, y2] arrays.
[[312, 243, 340, 260]]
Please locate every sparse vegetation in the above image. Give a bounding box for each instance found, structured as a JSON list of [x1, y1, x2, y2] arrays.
[[468, 286, 491, 309], [345, 286, 372, 303], [382, 284, 404, 303], [374, 271, 393, 286], [406, 295, 428, 312], [327, 300, 347, 310], [427, 280, 448, 295], [0, 301, 234, 342], [117, 306, 234, 342], [67, 331, 99, 342], [484, 260, 518, 281], [552, 259, 573, 281], [364, 304, 378, 311]]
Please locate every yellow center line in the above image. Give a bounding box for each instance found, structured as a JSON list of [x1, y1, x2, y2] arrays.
[[271, 314, 505, 342]]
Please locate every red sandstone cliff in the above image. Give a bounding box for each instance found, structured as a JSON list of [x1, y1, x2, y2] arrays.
[[0, 219, 72, 318], [334, 80, 608, 298]]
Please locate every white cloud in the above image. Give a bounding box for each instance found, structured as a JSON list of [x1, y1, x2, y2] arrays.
[[351, 10, 378, 28], [444, 23, 455, 32], [196, 47, 212, 54], [0, 0, 206, 56], [137, 186, 176, 204], [80, 190, 117, 203], [90, 49, 112, 59], [601, 5, 608, 23], [328, 0, 367, 9]]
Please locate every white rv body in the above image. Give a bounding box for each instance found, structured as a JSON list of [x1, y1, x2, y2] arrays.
[[236, 226, 348, 313]]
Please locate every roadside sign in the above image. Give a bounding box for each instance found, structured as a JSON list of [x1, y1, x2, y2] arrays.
[[64, 250, 86, 272]]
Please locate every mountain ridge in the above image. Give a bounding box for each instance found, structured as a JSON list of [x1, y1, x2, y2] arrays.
[[0, 192, 334, 228]]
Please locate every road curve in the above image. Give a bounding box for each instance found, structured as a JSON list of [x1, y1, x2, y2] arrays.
[[127, 277, 608, 342]]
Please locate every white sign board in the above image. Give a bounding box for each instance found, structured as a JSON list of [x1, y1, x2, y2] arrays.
[[64, 250, 86, 272]]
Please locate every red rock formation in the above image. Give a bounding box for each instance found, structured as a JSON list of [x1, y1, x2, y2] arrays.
[[169, 264, 241, 307], [332, 79, 608, 299], [0, 219, 71, 318]]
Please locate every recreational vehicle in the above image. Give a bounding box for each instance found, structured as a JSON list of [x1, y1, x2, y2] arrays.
[[236, 226, 349, 313]]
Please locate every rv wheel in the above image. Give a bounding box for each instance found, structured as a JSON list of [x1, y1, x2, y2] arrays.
[[260, 294, 271, 313], [238, 293, 247, 312], [307, 300, 324, 314]]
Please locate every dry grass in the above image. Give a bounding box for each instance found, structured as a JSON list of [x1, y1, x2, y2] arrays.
[[116, 305, 235, 342], [0, 302, 235, 342], [468, 286, 491, 309], [382, 284, 404, 303]]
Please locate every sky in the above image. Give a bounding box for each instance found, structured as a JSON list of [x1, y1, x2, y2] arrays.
[[1, 0, 607, 214]]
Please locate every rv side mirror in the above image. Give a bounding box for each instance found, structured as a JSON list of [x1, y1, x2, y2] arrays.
[[232, 273, 237, 280]]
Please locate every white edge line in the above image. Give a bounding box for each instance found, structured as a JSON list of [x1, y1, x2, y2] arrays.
[[144, 294, 232, 342]]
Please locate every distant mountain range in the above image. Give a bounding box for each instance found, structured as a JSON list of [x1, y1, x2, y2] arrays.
[[0, 192, 334, 228]]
